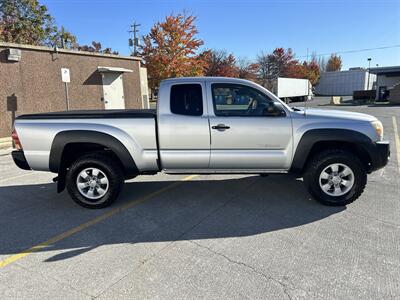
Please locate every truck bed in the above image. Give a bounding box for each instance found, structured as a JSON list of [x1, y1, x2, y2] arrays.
[[14, 109, 159, 172], [16, 109, 157, 120]]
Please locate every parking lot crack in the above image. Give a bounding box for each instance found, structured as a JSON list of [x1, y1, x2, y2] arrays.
[[189, 240, 305, 300], [93, 179, 257, 299], [344, 210, 400, 228]]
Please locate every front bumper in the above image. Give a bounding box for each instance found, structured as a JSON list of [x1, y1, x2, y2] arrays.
[[368, 141, 390, 172], [12, 150, 31, 170]]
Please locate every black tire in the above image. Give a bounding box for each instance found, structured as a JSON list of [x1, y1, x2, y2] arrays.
[[303, 149, 367, 206], [66, 153, 124, 209]]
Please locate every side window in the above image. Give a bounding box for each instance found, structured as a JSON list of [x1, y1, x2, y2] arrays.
[[212, 83, 284, 117], [170, 84, 203, 116]]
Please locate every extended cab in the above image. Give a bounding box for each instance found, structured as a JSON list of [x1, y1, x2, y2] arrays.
[[12, 77, 390, 208]]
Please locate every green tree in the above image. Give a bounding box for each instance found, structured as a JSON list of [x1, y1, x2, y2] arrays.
[[55, 26, 77, 49], [0, 0, 59, 46]]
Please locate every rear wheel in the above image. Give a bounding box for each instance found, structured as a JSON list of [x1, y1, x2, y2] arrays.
[[66, 153, 124, 209], [304, 150, 367, 206]]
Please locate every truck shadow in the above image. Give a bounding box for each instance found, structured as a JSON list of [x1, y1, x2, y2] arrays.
[[0, 175, 345, 262]]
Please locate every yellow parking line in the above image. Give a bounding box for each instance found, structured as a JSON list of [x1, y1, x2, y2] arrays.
[[0, 174, 198, 268], [393, 116, 400, 174]]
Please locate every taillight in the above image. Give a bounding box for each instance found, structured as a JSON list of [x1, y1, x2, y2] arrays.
[[12, 128, 23, 150]]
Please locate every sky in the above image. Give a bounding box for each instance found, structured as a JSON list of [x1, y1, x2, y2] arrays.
[[42, 0, 400, 70]]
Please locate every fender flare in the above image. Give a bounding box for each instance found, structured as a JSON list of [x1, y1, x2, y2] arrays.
[[290, 128, 373, 173], [49, 130, 138, 176]]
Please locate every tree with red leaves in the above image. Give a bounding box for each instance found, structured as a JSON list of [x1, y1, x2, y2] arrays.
[[257, 48, 298, 86], [257, 47, 321, 86], [200, 49, 239, 77], [285, 60, 320, 85], [140, 13, 204, 90]]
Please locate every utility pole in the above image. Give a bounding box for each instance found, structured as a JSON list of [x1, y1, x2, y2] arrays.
[[129, 21, 141, 56]]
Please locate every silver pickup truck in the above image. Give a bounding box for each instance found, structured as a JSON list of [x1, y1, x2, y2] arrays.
[[11, 77, 389, 208]]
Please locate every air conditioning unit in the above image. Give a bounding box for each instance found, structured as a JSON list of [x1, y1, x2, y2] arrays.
[[7, 48, 22, 62]]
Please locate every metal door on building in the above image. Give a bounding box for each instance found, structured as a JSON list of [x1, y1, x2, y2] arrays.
[[102, 72, 125, 109], [378, 86, 387, 101]]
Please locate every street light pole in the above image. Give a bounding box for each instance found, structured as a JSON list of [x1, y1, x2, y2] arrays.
[[367, 58, 372, 90], [375, 64, 380, 101]]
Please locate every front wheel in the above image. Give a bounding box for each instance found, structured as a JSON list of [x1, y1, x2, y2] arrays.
[[66, 153, 124, 209], [304, 150, 367, 206]]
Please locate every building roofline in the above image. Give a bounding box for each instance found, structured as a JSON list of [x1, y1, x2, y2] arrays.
[[320, 69, 368, 74], [369, 65, 400, 74], [0, 42, 142, 61]]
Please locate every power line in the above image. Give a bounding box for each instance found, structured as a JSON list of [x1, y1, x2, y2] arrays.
[[296, 44, 400, 58]]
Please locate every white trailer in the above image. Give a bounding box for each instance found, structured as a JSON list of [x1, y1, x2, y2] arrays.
[[315, 69, 376, 96], [272, 77, 311, 102]]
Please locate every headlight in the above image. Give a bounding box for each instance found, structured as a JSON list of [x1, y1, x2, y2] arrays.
[[371, 120, 383, 140]]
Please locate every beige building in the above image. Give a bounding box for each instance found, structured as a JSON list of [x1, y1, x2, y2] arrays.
[[0, 42, 149, 146]]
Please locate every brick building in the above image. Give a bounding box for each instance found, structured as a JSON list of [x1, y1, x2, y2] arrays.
[[0, 42, 148, 146]]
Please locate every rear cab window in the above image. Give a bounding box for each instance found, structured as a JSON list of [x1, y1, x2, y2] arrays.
[[170, 84, 203, 116]]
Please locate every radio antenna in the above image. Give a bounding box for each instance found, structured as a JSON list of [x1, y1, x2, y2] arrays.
[[304, 48, 309, 117]]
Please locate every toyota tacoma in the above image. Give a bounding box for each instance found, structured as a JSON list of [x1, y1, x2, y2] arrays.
[[11, 77, 390, 208]]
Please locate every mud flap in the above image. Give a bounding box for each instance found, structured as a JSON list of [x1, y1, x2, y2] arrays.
[[56, 169, 67, 193]]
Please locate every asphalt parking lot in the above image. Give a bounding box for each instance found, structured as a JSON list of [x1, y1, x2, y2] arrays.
[[1, 98, 399, 299]]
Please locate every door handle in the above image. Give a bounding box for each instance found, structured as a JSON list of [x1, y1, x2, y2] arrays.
[[212, 124, 230, 130]]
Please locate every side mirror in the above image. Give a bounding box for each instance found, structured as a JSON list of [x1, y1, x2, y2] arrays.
[[263, 102, 285, 117]]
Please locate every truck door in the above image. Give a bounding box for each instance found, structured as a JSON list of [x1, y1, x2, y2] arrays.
[[158, 81, 210, 170], [207, 82, 293, 170]]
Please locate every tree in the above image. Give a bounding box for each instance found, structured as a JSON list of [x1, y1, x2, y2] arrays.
[[284, 60, 320, 86], [55, 26, 77, 49], [256, 48, 297, 88], [237, 58, 259, 82], [326, 53, 342, 72], [200, 49, 239, 77], [318, 56, 327, 72], [76, 41, 118, 55], [140, 13, 204, 90], [257, 47, 320, 86], [284, 63, 308, 79], [0, 0, 59, 46], [256, 51, 272, 87], [267, 48, 297, 78], [303, 60, 320, 85]]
